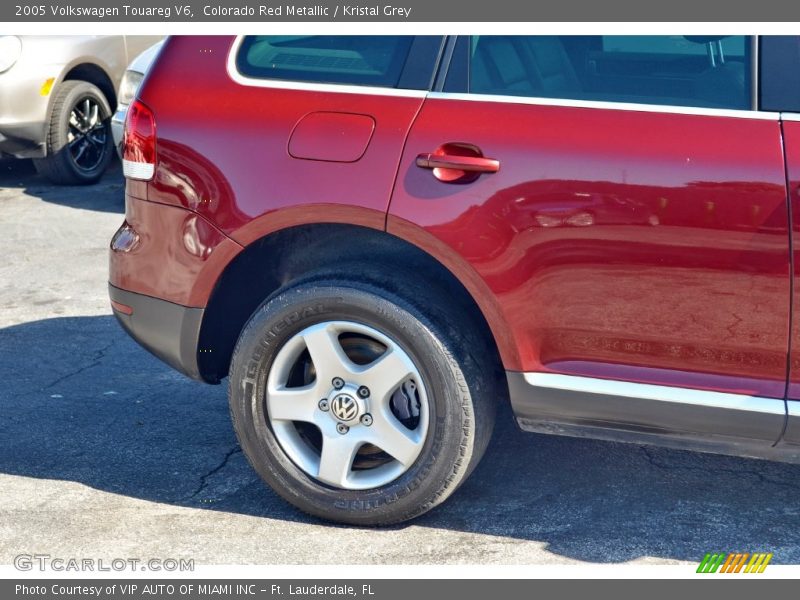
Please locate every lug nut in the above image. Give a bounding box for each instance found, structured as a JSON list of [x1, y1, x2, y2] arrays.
[[318, 399, 329, 412], [336, 423, 349, 435], [357, 386, 370, 398], [360, 413, 373, 427], [332, 377, 345, 390]]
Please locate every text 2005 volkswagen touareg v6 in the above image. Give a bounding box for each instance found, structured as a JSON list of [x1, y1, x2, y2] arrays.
[[110, 35, 800, 525]]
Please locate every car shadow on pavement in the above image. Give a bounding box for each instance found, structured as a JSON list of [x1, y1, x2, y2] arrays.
[[2, 315, 800, 563], [0, 159, 124, 213]]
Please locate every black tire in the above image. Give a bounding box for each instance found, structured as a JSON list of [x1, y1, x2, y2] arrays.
[[228, 279, 497, 525], [33, 80, 114, 185]]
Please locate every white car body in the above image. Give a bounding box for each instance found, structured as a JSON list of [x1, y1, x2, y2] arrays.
[[0, 35, 162, 159]]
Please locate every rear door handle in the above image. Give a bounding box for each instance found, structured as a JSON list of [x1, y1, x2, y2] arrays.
[[416, 153, 500, 173]]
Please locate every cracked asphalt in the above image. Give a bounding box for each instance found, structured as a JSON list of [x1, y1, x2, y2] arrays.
[[2, 158, 800, 567]]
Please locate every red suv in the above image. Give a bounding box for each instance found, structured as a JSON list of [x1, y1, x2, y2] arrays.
[[110, 35, 800, 525]]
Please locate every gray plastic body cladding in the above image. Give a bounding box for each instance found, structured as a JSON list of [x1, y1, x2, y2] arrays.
[[506, 371, 799, 462]]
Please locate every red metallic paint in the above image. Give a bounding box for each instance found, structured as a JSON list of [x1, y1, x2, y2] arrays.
[[109, 195, 243, 307], [231, 204, 387, 247], [389, 98, 790, 397], [114, 35, 796, 401], [288, 112, 376, 162], [137, 36, 425, 244], [386, 216, 522, 371], [781, 120, 800, 400]]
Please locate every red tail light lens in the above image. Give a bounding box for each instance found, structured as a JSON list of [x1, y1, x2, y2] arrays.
[[122, 99, 156, 181]]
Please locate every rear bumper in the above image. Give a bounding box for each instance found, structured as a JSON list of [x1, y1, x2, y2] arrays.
[[109, 283, 205, 381], [108, 193, 243, 383]]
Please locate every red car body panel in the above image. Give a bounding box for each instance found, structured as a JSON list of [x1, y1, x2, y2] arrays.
[[109, 196, 242, 307], [389, 98, 790, 397], [782, 120, 800, 400], [288, 111, 376, 162], [108, 34, 800, 499], [111, 35, 797, 406], [137, 36, 424, 246]]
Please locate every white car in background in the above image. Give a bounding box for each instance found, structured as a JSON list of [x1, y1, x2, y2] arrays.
[[112, 40, 164, 158], [0, 35, 162, 184]]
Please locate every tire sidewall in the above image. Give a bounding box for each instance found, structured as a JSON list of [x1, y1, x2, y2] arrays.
[[229, 282, 476, 525]]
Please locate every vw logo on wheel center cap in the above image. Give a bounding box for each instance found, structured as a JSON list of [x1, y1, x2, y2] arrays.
[[330, 393, 362, 422]]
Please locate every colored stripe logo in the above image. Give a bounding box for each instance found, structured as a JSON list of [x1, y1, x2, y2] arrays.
[[697, 552, 773, 573]]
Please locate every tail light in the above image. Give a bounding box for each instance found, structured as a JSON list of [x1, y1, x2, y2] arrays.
[[122, 99, 156, 181]]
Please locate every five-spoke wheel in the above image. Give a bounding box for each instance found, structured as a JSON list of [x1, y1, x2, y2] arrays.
[[266, 321, 429, 490], [228, 280, 496, 525]]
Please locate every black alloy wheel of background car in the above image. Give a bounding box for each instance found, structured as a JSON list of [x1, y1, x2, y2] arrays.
[[33, 80, 114, 185]]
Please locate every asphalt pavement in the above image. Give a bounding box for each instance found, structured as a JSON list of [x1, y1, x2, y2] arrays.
[[2, 158, 800, 567]]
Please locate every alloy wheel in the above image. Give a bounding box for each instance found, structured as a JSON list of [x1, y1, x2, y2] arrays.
[[66, 96, 109, 173], [265, 320, 429, 490]]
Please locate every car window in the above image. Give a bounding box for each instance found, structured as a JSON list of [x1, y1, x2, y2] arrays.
[[236, 36, 414, 88], [468, 35, 752, 110]]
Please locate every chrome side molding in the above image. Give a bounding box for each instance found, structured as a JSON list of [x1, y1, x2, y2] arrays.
[[428, 92, 780, 121], [507, 371, 795, 463], [522, 372, 784, 415]]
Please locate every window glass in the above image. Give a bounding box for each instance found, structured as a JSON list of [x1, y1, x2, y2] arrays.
[[601, 35, 746, 57], [468, 36, 752, 110], [236, 36, 414, 88]]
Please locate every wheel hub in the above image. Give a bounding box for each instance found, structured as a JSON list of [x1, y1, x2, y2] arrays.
[[329, 387, 365, 423]]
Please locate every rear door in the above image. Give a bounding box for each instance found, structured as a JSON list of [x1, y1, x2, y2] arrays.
[[762, 36, 800, 447], [388, 35, 789, 440]]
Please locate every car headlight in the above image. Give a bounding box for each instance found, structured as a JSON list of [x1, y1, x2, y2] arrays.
[[117, 69, 144, 108], [0, 36, 22, 74]]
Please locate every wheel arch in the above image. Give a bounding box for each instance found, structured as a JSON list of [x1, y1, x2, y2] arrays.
[[39, 60, 118, 159], [61, 62, 117, 110], [197, 223, 517, 386]]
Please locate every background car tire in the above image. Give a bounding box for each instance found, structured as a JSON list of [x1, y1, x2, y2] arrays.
[[33, 81, 114, 185], [228, 279, 498, 525]]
